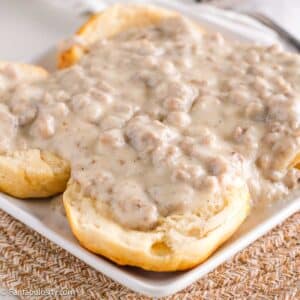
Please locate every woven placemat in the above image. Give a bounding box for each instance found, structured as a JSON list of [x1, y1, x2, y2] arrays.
[[0, 209, 299, 299]]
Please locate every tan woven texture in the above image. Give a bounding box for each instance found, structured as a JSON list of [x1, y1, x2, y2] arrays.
[[0, 209, 299, 299]]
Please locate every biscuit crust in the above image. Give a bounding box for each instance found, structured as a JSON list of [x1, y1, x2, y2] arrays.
[[58, 4, 180, 68], [0, 150, 70, 198], [0, 62, 70, 198], [64, 180, 250, 271]]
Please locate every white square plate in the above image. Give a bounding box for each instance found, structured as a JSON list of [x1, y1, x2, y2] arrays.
[[0, 0, 299, 297]]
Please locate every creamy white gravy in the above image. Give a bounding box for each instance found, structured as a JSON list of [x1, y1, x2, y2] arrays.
[[1, 17, 300, 230]]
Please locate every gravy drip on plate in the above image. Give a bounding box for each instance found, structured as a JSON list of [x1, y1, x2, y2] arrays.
[[1, 17, 300, 230]]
